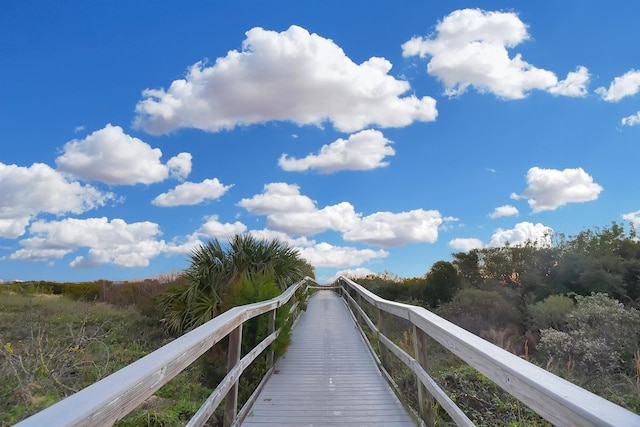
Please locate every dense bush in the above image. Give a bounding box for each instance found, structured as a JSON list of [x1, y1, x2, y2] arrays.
[[538, 293, 640, 377]]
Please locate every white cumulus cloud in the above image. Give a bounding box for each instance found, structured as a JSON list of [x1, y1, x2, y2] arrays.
[[402, 9, 588, 99], [596, 69, 640, 102], [0, 162, 113, 238], [297, 242, 388, 268], [511, 167, 603, 212], [239, 183, 443, 247], [279, 129, 395, 173], [9, 217, 165, 268], [238, 182, 317, 215], [622, 210, 640, 229], [449, 238, 484, 251], [240, 184, 360, 235], [134, 25, 437, 134], [56, 124, 192, 185], [167, 152, 193, 180], [489, 204, 519, 219], [621, 112, 640, 127], [194, 215, 248, 240], [152, 178, 233, 207], [343, 209, 442, 247], [549, 66, 590, 97], [489, 221, 553, 247]]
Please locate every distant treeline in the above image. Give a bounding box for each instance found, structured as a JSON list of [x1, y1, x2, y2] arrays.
[[2, 274, 184, 319], [354, 221, 640, 311]]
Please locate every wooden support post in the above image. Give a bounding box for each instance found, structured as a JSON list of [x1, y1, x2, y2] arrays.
[[413, 324, 435, 427], [378, 309, 390, 370], [224, 324, 242, 427], [267, 308, 276, 368]]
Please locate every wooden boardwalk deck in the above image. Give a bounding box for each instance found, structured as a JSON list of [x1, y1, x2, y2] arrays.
[[242, 290, 416, 426]]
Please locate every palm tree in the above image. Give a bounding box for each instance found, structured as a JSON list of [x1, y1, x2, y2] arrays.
[[160, 234, 314, 335]]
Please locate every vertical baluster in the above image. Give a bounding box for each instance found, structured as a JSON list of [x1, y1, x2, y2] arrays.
[[378, 309, 390, 370], [224, 324, 242, 427], [267, 308, 276, 368], [413, 324, 435, 427]]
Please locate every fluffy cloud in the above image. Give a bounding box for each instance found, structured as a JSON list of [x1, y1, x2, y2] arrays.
[[134, 25, 437, 134], [239, 183, 443, 247], [622, 210, 640, 229], [548, 66, 590, 97], [152, 178, 233, 207], [9, 217, 165, 268], [297, 242, 388, 268], [238, 182, 316, 215], [240, 184, 359, 235], [194, 215, 247, 240], [342, 209, 442, 247], [166, 153, 193, 180], [268, 203, 361, 236], [246, 228, 388, 269], [0, 162, 113, 238], [489, 205, 519, 219], [56, 124, 192, 185], [449, 238, 484, 251], [596, 70, 640, 102], [402, 9, 588, 99], [621, 112, 640, 127], [279, 129, 395, 173], [489, 221, 553, 247], [511, 167, 603, 212]]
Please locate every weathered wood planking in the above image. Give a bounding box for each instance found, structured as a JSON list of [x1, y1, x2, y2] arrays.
[[241, 291, 416, 426], [339, 276, 640, 427]]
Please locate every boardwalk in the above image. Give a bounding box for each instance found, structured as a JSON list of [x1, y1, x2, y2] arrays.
[[242, 290, 416, 426]]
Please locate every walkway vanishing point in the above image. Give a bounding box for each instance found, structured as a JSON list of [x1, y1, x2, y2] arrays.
[[16, 276, 640, 427], [242, 290, 416, 426]]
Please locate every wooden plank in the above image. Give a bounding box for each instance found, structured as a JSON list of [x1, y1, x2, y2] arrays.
[[335, 276, 640, 427], [242, 291, 416, 426]]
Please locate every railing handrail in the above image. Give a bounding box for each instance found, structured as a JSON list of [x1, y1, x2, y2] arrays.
[[337, 275, 640, 427], [16, 276, 315, 427]]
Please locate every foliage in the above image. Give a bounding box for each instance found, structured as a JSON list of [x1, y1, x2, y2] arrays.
[[538, 293, 640, 378], [528, 294, 574, 331], [423, 261, 462, 307], [0, 291, 169, 425], [159, 234, 314, 335], [435, 365, 550, 426], [436, 288, 520, 340]]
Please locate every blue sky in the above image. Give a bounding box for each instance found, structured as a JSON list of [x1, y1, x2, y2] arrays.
[[1, 1, 639, 284]]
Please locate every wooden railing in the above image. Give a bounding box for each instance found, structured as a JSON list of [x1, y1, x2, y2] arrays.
[[15, 276, 315, 427], [336, 275, 640, 427]]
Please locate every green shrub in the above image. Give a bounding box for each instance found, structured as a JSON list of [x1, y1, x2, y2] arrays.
[[528, 294, 574, 331], [538, 293, 640, 377], [437, 289, 520, 338]]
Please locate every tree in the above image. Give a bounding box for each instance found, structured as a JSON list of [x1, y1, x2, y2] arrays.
[[452, 249, 483, 288], [424, 261, 461, 307], [160, 234, 314, 335], [553, 222, 640, 303]]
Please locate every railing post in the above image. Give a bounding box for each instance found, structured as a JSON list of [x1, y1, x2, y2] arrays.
[[267, 308, 276, 368], [413, 324, 435, 427], [224, 324, 242, 427], [355, 293, 363, 324], [378, 309, 390, 370]]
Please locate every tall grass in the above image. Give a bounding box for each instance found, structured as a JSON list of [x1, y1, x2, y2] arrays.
[[0, 289, 211, 426]]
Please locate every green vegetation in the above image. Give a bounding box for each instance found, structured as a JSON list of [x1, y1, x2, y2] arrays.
[[351, 221, 640, 423], [2, 224, 639, 425], [0, 288, 174, 426], [1, 235, 314, 426], [160, 234, 314, 335]]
